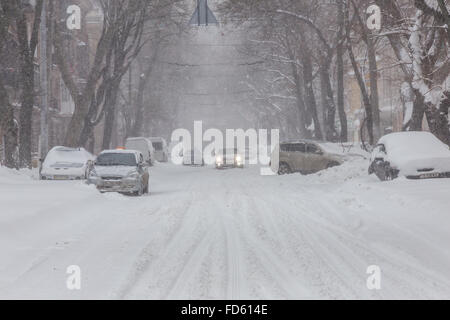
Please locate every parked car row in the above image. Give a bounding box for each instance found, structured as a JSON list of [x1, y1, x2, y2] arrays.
[[269, 131, 450, 182], [39, 136, 169, 196], [39, 132, 450, 194]]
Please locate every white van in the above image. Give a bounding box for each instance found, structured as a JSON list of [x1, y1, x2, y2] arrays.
[[125, 137, 155, 166], [149, 137, 169, 162]]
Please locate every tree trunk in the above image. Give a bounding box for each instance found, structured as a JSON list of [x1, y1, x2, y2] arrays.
[[320, 64, 337, 141], [290, 62, 309, 138], [102, 81, 120, 150], [409, 91, 425, 130], [336, 0, 348, 142], [367, 37, 381, 140], [346, 39, 374, 145], [18, 59, 35, 168], [0, 78, 18, 169], [15, 1, 43, 168], [0, 0, 18, 168], [300, 47, 323, 140], [425, 93, 450, 145], [131, 60, 156, 137]]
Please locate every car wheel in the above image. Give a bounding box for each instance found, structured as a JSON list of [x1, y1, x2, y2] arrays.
[[135, 183, 144, 196], [278, 162, 292, 175], [384, 167, 395, 181], [378, 163, 397, 181]]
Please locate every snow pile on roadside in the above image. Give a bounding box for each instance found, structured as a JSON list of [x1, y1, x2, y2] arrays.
[[319, 142, 369, 159], [0, 166, 36, 184], [282, 158, 371, 184]]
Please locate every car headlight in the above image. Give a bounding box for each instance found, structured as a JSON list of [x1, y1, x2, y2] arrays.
[[126, 172, 140, 179], [235, 155, 242, 162], [216, 156, 223, 163]]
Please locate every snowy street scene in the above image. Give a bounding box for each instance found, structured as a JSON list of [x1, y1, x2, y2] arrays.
[[1, 0, 450, 302], [1, 159, 450, 299]]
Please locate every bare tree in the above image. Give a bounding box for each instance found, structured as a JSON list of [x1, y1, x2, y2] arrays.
[[375, 0, 449, 145], [0, 0, 18, 168], [53, 0, 116, 148], [0, 0, 43, 168]]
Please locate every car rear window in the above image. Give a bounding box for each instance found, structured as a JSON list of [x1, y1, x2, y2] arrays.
[[291, 143, 306, 152]]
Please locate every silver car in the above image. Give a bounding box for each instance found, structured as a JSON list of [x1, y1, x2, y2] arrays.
[[273, 140, 343, 175], [88, 150, 149, 196]]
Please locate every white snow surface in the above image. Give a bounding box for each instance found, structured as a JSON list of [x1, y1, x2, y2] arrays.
[[1, 161, 450, 300]]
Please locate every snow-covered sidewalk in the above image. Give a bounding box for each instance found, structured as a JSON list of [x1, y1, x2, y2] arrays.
[[1, 160, 450, 299]]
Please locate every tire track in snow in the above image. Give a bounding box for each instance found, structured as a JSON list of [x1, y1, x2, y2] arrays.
[[115, 197, 194, 299]]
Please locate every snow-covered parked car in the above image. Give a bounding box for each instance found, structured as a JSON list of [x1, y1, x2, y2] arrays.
[[88, 150, 149, 195], [369, 131, 450, 181], [40, 146, 95, 180]]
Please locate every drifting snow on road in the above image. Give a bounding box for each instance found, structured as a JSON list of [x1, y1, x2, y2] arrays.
[[1, 161, 450, 299]]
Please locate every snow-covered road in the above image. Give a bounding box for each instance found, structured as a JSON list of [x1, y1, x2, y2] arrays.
[[1, 161, 450, 299]]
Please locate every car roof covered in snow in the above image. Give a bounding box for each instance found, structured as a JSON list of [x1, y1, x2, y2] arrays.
[[100, 149, 142, 156], [378, 131, 450, 159], [126, 137, 151, 142], [279, 140, 368, 157], [44, 146, 94, 165]]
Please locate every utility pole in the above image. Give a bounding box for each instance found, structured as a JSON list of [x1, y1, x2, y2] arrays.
[[39, 0, 49, 159]]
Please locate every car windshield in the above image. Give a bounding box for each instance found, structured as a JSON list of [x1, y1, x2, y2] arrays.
[[96, 153, 137, 166], [152, 142, 163, 150]]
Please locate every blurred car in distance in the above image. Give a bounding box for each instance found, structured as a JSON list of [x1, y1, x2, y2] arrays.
[[149, 137, 169, 162], [125, 137, 155, 166], [88, 149, 149, 195], [215, 148, 244, 169], [369, 131, 450, 181], [40, 146, 95, 180]]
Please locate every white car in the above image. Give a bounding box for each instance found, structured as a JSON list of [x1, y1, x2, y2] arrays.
[[125, 137, 155, 166], [369, 131, 450, 181], [149, 137, 169, 162], [88, 150, 150, 195], [40, 146, 95, 180], [215, 148, 244, 169]]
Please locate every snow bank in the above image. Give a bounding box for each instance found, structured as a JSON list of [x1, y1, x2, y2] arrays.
[[318, 142, 369, 159], [0, 166, 37, 183]]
